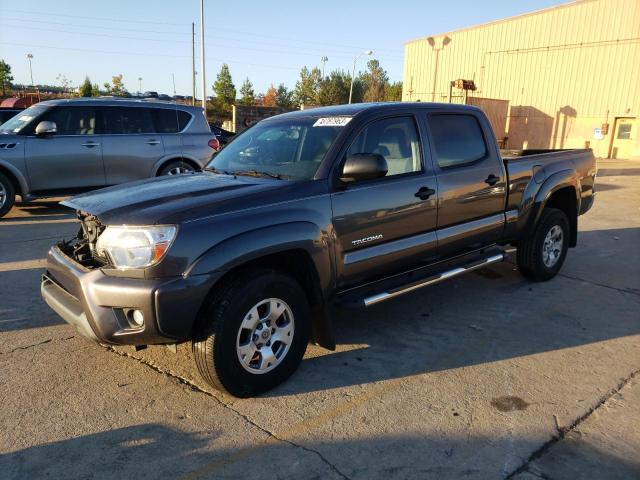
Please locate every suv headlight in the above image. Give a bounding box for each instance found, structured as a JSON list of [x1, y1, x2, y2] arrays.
[[96, 225, 177, 269]]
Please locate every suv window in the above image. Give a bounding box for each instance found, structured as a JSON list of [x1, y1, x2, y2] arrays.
[[427, 114, 487, 168], [154, 109, 192, 133], [102, 107, 155, 134], [347, 116, 421, 177], [42, 107, 96, 135]]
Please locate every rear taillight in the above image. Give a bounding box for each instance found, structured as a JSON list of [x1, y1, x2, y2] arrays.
[[208, 138, 221, 151]]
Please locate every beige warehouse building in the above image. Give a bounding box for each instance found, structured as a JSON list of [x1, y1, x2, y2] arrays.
[[402, 0, 640, 159]]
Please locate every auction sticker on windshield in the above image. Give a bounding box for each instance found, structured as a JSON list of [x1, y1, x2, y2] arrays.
[[313, 117, 352, 127]]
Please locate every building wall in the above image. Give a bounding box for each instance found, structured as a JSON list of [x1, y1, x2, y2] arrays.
[[403, 0, 640, 158]]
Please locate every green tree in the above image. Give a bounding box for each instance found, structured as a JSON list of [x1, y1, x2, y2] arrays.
[[385, 81, 403, 101], [294, 66, 321, 106], [79, 76, 93, 97], [360, 59, 388, 103], [317, 70, 351, 106], [239, 77, 255, 106], [91, 83, 101, 97], [213, 64, 236, 106], [0, 60, 13, 96], [104, 74, 128, 96], [275, 83, 294, 109]]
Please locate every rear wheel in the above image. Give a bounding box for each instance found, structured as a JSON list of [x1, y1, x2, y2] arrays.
[[516, 208, 570, 281], [158, 160, 196, 176], [0, 172, 16, 218], [193, 270, 310, 397]]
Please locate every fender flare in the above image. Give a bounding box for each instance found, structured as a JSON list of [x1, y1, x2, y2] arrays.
[[188, 221, 336, 350], [0, 160, 29, 196], [151, 153, 203, 176], [526, 169, 580, 239]]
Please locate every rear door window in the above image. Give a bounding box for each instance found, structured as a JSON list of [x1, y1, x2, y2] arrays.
[[102, 107, 155, 134], [154, 109, 192, 133], [427, 114, 487, 168]]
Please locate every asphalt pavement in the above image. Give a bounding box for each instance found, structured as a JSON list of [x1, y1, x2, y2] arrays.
[[0, 159, 638, 479]]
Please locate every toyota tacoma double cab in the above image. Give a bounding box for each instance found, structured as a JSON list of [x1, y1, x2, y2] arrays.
[[41, 103, 596, 397]]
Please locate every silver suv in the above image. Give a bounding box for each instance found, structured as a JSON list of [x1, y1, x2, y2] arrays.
[[0, 98, 218, 217]]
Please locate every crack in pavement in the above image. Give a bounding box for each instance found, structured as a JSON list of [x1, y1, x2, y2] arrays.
[[558, 272, 640, 297], [505, 368, 640, 479], [105, 346, 350, 480], [0, 335, 75, 354]]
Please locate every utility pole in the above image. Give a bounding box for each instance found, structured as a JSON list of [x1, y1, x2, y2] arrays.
[[192, 22, 196, 105], [138, 77, 142, 93], [199, 0, 206, 112], [26, 53, 34, 87]]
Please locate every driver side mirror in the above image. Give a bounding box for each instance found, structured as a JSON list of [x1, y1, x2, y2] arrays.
[[35, 121, 57, 136], [340, 153, 388, 183]]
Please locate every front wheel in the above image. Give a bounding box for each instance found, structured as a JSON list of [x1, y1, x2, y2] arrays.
[[516, 208, 570, 281], [193, 270, 311, 397]]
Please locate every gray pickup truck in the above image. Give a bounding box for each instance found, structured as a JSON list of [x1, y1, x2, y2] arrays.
[[41, 103, 596, 397]]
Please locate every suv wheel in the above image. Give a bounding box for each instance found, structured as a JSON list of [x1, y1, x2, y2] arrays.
[[516, 208, 570, 281], [0, 172, 16, 218], [158, 160, 196, 176], [193, 270, 310, 397]]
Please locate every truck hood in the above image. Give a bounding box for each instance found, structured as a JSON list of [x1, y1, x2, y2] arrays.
[[62, 172, 282, 225]]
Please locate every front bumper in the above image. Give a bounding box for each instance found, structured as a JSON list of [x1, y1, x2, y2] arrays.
[[41, 246, 218, 345]]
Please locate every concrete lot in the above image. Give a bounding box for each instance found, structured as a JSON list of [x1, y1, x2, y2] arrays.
[[0, 159, 638, 479]]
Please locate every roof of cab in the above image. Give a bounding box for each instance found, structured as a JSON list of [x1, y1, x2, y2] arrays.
[[267, 102, 482, 121]]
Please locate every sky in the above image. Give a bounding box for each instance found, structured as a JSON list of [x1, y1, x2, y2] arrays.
[[0, 0, 565, 97]]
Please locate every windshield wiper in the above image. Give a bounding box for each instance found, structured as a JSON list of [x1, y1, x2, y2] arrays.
[[204, 166, 231, 175], [232, 169, 283, 180]]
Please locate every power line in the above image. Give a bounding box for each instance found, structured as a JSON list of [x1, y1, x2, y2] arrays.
[[0, 9, 402, 57]]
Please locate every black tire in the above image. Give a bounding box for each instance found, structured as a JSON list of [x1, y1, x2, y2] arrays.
[[0, 172, 16, 218], [158, 160, 196, 176], [193, 269, 311, 397], [517, 208, 570, 281]]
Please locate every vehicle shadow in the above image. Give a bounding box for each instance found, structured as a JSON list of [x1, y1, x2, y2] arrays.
[[1, 423, 638, 479], [1, 200, 74, 223], [269, 227, 640, 397]]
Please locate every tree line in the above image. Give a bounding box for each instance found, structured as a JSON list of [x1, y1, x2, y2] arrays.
[[210, 59, 402, 117], [0, 57, 402, 118]]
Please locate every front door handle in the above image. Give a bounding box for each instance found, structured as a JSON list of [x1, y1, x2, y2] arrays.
[[146, 140, 161, 145], [415, 186, 436, 200], [81, 142, 100, 148], [485, 174, 500, 186]]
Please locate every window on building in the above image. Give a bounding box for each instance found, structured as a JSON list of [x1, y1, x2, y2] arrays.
[[427, 114, 487, 168], [347, 116, 422, 177], [617, 124, 632, 140]]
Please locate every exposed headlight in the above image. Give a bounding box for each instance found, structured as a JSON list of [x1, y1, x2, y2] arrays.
[[96, 225, 177, 269]]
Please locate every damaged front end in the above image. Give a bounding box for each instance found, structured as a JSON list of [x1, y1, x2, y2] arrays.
[[57, 211, 109, 269]]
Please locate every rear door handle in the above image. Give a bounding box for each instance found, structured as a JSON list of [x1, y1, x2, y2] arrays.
[[485, 174, 500, 186], [81, 142, 100, 148], [146, 140, 161, 145], [415, 186, 436, 200]]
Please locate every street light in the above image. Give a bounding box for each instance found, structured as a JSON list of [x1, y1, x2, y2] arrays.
[[26, 53, 34, 87], [427, 36, 451, 102], [349, 50, 373, 104], [138, 77, 142, 94], [320, 56, 328, 78]]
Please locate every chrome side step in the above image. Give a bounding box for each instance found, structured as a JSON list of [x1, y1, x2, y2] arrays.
[[363, 252, 506, 307]]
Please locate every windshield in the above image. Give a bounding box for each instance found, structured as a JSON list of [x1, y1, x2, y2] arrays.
[[0, 105, 48, 134], [207, 117, 348, 180]]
